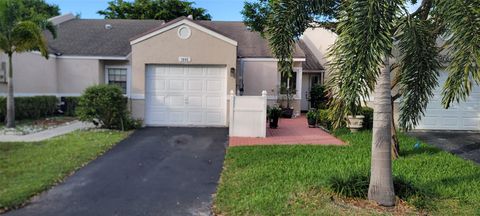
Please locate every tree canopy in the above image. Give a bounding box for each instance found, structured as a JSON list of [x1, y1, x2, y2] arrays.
[[23, 0, 60, 18], [98, 0, 212, 21]]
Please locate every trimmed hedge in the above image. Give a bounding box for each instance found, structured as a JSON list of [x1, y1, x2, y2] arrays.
[[0, 96, 58, 121]]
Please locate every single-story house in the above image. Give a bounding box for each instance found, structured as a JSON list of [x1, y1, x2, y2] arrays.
[[0, 14, 326, 127], [0, 14, 478, 130]]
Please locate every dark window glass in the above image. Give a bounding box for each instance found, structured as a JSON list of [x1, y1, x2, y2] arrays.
[[107, 68, 127, 94]]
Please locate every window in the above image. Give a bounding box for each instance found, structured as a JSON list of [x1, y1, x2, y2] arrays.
[[280, 71, 297, 94], [107, 68, 128, 94]]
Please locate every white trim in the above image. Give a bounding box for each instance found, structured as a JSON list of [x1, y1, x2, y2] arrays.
[[240, 58, 306, 62], [295, 67, 303, 100], [0, 93, 82, 97], [177, 25, 192, 39], [130, 19, 238, 46], [105, 65, 132, 98]]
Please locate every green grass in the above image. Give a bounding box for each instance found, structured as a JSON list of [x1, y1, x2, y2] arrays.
[[214, 130, 480, 215], [0, 130, 130, 210]]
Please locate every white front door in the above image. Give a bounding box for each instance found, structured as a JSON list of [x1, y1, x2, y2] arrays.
[[145, 65, 227, 127], [416, 71, 480, 130]]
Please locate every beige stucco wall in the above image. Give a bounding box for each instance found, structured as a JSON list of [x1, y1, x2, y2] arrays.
[[57, 58, 101, 94], [0, 52, 57, 95], [242, 61, 279, 96], [130, 23, 237, 120], [302, 27, 337, 79]]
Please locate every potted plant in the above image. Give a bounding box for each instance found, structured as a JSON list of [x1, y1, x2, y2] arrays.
[[279, 85, 296, 118], [346, 115, 365, 132], [268, 106, 282, 129], [306, 109, 317, 128]]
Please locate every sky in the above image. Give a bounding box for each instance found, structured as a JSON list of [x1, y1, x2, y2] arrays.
[[45, 0, 420, 21], [45, 0, 246, 21]]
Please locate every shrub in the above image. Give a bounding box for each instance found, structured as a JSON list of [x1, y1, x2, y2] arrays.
[[317, 109, 333, 130], [360, 106, 374, 130], [77, 84, 138, 130], [267, 105, 282, 119], [310, 84, 329, 109], [62, 97, 79, 117], [306, 109, 318, 120], [0, 96, 58, 121]]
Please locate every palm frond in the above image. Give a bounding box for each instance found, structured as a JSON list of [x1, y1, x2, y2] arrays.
[[327, 0, 402, 127], [12, 20, 49, 57], [397, 17, 441, 130], [266, 0, 339, 77], [438, 0, 480, 108]]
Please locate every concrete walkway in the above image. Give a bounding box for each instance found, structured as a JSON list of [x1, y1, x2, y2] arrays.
[[0, 121, 94, 142], [230, 115, 344, 146]]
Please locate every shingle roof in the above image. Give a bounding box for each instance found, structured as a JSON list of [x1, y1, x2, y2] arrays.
[[46, 19, 164, 56], [195, 20, 305, 58], [298, 40, 324, 71], [46, 18, 313, 61]]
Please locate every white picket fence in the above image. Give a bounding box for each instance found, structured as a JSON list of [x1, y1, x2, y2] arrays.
[[229, 90, 267, 137]]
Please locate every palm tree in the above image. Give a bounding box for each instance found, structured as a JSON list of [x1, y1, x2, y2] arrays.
[[0, 0, 56, 128], [245, 0, 479, 206]]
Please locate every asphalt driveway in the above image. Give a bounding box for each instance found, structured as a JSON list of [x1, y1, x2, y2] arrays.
[[6, 127, 228, 216], [409, 131, 480, 164]]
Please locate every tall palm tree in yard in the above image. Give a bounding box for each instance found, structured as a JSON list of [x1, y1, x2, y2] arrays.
[[245, 0, 479, 206], [0, 0, 56, 128]]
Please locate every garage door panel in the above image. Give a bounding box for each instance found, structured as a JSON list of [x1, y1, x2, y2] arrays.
[[168, 111, 184, 123], [186, 67, 205, 77], [145, 65, 226, 127], [187, 96, 203, 107], [168, 80, 185, 90], [147, 95, 166, 107], [206, 112, 223, 124], [187, 111, 203, 123], [168, 95, 186, 107], [167, 66, 185, 75], [206, 96, 223, 108], [206, 80, 223, 92], [416, 71, 480, 130], [206, 67, 223, 77], [187, 80, 204, 91]]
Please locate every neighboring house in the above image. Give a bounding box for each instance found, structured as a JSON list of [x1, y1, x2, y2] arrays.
[[303, 27, 480, 131], [1, 14, 478, 130], [0, 14, 325, 127]]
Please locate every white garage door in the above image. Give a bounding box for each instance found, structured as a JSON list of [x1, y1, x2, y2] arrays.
[[145, 65, 227, 127], [416, 71, 480, 130]]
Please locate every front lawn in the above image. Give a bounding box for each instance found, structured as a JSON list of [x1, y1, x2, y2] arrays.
[[0, 130, 130, 211], [215, 130, 480, 215]]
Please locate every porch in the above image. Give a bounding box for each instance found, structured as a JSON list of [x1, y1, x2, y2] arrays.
[[229, 115, 344, 147]]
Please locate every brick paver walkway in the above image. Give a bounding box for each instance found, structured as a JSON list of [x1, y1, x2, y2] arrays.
[[229, 115, 344, 146]]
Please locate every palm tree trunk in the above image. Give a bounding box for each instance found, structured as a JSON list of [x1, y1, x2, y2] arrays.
[[368, 57, 395, 206], [6, 53, 15, 128], [391, 100, 400, 159]]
